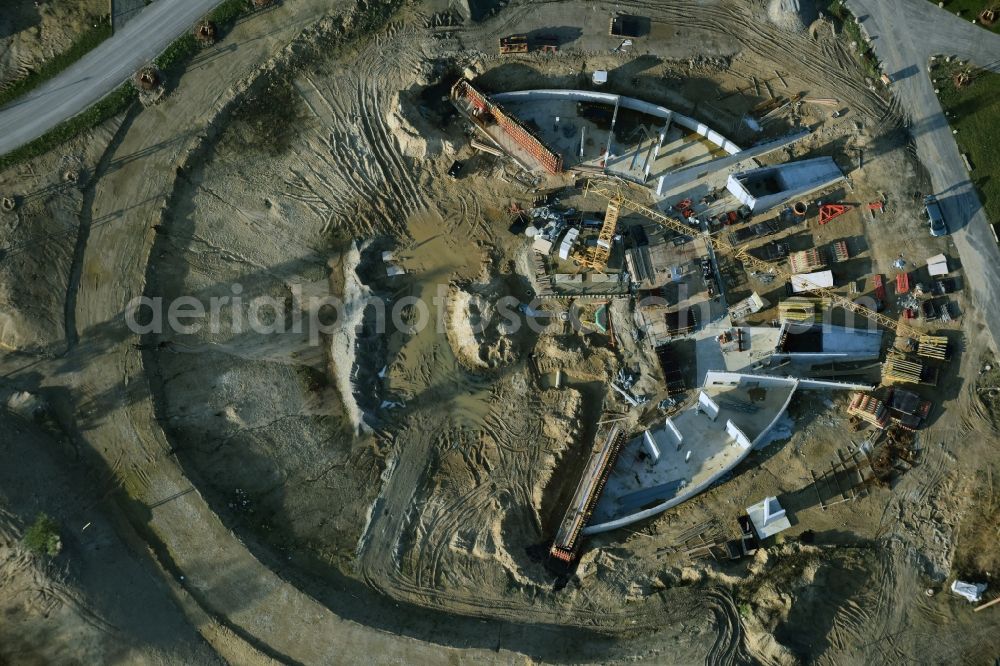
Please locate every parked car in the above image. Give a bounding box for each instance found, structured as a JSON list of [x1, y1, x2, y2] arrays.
[[924, 194, 948, 237]]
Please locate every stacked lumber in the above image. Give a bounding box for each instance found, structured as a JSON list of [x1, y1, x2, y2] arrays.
[[847, 392, 889, 428], [778, 297, 831, 323], [789, 248, 826, 273], [883, 353, 924, 385], [917, 335, 949, 361]]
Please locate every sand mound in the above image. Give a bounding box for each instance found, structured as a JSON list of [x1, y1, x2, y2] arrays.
[[445, 282, 522, 370], [767, 0, 816, 31]]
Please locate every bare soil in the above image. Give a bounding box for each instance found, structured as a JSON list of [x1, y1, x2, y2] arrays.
[[1, 0, 999, 663], [0, 0, 107, 88]]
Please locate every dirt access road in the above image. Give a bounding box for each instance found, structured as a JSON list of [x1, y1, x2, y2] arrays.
[[0, 0, 223, 155], [846, 0, 1000, 354], [2, 1, 515, 662]]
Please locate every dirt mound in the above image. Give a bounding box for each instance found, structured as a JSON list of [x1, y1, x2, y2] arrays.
[[445, 278, 526, 370], [767, 0, 817, 31]]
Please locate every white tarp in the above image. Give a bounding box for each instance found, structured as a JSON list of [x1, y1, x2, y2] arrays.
[[927, 254, 949, 276], [950, 580, 987, 603], [558, 228, 579, 260], [533, 237, 553, 255], [791, 270, 834, 293]]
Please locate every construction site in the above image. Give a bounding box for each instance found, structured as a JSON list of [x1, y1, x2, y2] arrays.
[[1, 0, 999, 663]]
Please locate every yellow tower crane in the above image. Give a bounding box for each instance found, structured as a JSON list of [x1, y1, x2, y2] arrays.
[[574, 196, 621, 271], [584, 179, 924, 343]]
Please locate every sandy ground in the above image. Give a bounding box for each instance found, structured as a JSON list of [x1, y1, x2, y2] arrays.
[[0, 0, 998, 663], [0, 0, 107, 89]]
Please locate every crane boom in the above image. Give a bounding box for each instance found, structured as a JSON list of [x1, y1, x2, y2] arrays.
[[576, 197, 620, 270], [584, 180, 922, 340]]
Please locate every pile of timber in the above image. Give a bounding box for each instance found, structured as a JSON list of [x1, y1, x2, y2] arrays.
[[778, 297, 831, 323], [883, 352, 936, 385], [917, 335, 949, 361]]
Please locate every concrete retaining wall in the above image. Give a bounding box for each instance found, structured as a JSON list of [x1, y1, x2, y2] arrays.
[[491, 89, 741, 154]]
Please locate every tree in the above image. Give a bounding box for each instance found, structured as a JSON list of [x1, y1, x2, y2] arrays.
[[23, 512, 62, 557]]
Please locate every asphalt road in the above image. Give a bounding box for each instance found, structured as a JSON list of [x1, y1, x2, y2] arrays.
[[846, 0, 1000, 353], [0, 0, 223, 156]]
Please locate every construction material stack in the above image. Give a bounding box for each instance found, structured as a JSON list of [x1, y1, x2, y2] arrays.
[[917, 335, 949, 361], [830, 240, 850, 263], [729, 292, 766, 321], [883, 352, 935, 385], [847, 393, 889, 428], [778, 297, 831, 324], [788, 248, 826, 273], [499, 35, 528, 54]]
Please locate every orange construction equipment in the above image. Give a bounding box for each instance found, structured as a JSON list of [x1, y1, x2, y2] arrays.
[[868, 200, 884, 214], [819, 203, 852, 224], [896, 272, 910, 294], [873, 274, 886, 302]]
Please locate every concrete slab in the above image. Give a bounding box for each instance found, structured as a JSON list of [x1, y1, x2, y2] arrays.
[[587, 374, 797, 532]]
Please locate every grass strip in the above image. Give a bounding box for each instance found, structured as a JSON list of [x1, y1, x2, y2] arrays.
[[0, 0, 255, 170], [934, 60, 1000, 227], [927, 0, 1000, 34], [0, 18, 113, 110]]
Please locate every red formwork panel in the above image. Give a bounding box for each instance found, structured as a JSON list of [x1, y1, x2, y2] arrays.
[[451, 79, 563, 174]]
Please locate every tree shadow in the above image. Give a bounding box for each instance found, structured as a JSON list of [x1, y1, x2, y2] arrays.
[[0, 1, 41, 40]]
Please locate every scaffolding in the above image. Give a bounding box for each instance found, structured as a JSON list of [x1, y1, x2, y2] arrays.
[[578, 198, 620, 270], [450, 79, 563, 174]]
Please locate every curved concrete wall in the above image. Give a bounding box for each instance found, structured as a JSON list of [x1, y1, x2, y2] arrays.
[[582, 374, 800, 535], [491, 89, 742, 155], [582, 443, 756, 535]]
